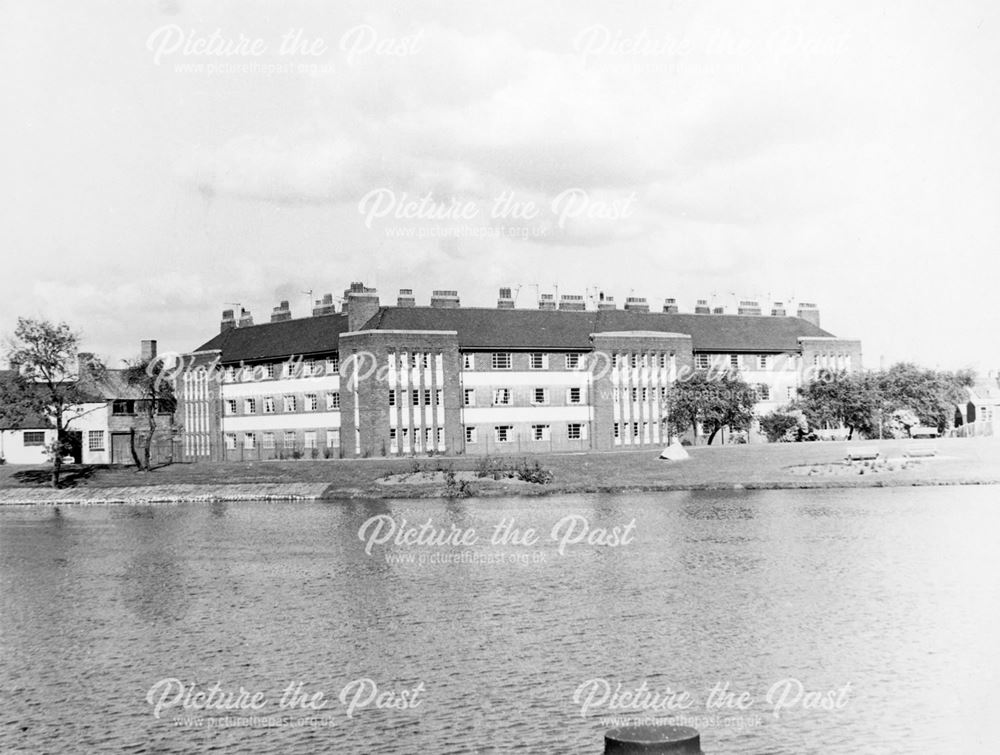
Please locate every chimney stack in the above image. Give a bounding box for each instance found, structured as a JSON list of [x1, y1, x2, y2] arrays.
[[270, 300, 292, 323], [397, 289, 416, 307], [558, 294, 585, 311], [141, 340, 158, 362], [694, 299, 711, 315], [712, 306, 725, 315], [430, 290, 460, 308], [237, 308, 254, 327], [312, 293, 337, 317], [663, 298, 679, 314], [345, 282, 379, 331], [538, 293, 556, 311], [737, 300, 761, 316], [597, 296, 617, 310], [221, 309, 237, 332], [796, 302, 821, 328], [624, 297, 649, 313], [770, 301, 786, 317], [77, 352, 94, 377], [497, 287, 514, 309]]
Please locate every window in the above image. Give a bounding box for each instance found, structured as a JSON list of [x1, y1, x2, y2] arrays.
[[265, 364, 275, 379], [696, 354, 710, 369], [326, 392, 340, 410], [568, 423, 583, 440], [306, 394, 318, 411], [566, 353, 581, 369], [491, 353, 512, 370], [658, 354, 668, 369], [529, 353, 547, 370], [85, 431, 104, 452], [464, 389, 476, 407], [567, 387, 582, 404], [423, 389, 432, 406], [435, 389, 442, 406], [493, 388, 511, 405], [283, 395, 296, 412], [225, 399, 237, 415], [244, 398, 256, 414], [613, 423, 621, 439], [263, 397, 275, 414], [304, 431, 317, 449], [730, 354, 740, 369], [283, 431, 296, 448], [758, 355, 769, 370], [23, 431, 45, 447], [631, 387, 638, 402], [224, 433, 236, 450], [282, 362, 292, 378], [113, 400, 135, 415], [630, 354, 638, 369], [463, 353, 475, 370], [613, 354, 623, 368], [263, 432, 275, 449], [326, 355, 340, 373], [411, 389, 420, 405], [326, 430, 339, 448], [532, 424, 550, 441], [419, 352, 430, 369], [224, 366, 235, 383], [787, 387, 795, 400], [389, 428, 397, 449], [388, 390, 397, 407], [303, 360, 316, 377], [494, 425, 513, 443], [757, 384, 771, 401], [244, 433, 256, 449], [641, 387, 648, 402], [612, 387, 621, 402], [632, 423, 640, 438], [465, 426, 477, 444], [436, 427, 444, 448], [532, 388, 549, 405], [641, 353, 648, 368]]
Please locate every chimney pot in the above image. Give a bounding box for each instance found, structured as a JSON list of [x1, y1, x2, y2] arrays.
[[538, 293, 556, 311], [663, 297, 679, 314], [497, 287, 514, 309], [346, 284, 380, 331], [694, 299, 711, 315], [141, 340, 158, 362], [237, 308, 254, 327], [430, 290, 460, 308], [221, 309, 237, 332], [624, 296, 649, 313], [397, 288, 416, 307]]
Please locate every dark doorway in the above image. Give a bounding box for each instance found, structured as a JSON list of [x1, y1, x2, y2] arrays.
[[65, 431, 83, 464]]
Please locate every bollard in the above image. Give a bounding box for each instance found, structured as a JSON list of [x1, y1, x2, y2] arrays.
[[604, 725, 703, 754]]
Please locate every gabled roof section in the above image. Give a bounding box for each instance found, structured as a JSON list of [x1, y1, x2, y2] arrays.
[[194, 314, 349, 363], [362, 306, 835, 352]]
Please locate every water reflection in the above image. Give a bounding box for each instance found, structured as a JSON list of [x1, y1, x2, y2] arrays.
[[1, 488, 998, 753]]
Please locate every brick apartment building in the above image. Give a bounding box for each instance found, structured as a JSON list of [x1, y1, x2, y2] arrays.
[[173, 284, 862, 460]]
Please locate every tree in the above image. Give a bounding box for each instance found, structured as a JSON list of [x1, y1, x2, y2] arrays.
[[665, 372, 757, 445], [795, 370, 880, 440], [760, 409, 810, 442], [0, 318, 94, 488], [876, 363, 971, 433], [122, 355, 176, 471]]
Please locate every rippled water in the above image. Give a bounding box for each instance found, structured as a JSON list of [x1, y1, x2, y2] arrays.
[[2, 488, 999, 754]]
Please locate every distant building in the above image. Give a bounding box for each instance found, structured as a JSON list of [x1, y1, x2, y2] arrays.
[[0, 340, 176, 465], [173, 285, 862, 460], [956, 373, 999, 437]]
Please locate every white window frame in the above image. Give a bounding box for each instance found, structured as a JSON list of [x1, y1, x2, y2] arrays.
[[244, 432, 256, 449], [263, 432, 275, 449], [244, 398, 256, 414], [326, 392, 340, 410], [305, 394, 318, 412], [532, 387, 549, 405], [464, 388, 476, 407], [567, 423, 585, 440], [493, 388, 511, 406], [531, 424, 550, 441], [463, 353, 475, 370], [494, 425, 513, 443], [567, 387, 582, 404], [263, 396, 275, 414], [465, 426, 477, 444], [491, 353, 512, 370], [528, 353, 548, 370], [304, 431, 317, 449], [283, 395, 296, 412], [88, 430, 105, 452], [225, 399, 237, 415], [224, 433, 237, 450], [565, 353, 581, 369]]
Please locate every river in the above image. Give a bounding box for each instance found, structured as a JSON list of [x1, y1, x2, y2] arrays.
[[2, 487, 998, 753]]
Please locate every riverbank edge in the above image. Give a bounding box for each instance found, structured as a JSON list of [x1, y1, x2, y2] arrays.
[[0, 475, 997, 505]]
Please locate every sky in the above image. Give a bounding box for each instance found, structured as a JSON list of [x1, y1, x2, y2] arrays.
[[1, 0, 998, 372]]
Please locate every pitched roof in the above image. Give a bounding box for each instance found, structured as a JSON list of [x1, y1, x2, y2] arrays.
[[194, 314, 349, 363], [363, 306, 835, 352]]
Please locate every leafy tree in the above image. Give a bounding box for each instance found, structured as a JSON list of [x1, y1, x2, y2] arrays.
[[876, 363, 970, 433], [665, 372, 756, 445], [122, 355, 177, 471], [0, 318, 96, 488], [760, 409, 810, 442], [795, 370, 880, 440]]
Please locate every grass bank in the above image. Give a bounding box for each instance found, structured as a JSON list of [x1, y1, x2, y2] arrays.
[[1, 437, 997, 504]]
